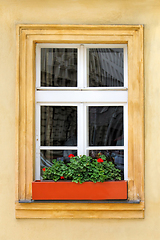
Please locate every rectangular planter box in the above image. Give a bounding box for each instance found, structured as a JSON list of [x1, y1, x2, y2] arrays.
[[32, 180, 127, 200]]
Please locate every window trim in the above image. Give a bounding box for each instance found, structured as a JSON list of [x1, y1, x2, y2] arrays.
[[16, 24, 144, 219]]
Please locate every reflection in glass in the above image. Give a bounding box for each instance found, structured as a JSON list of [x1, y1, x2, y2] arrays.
[[40, 150, 77, 176], [88, 48, 124, 87], [41, 48, 77, 87], [41, 106, 77, 146], [89, 106, 123, 146], [89, 150, 124, 179]]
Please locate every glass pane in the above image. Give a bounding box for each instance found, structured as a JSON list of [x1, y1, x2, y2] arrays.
[[89, 106, 123, 146], [89, 150, 124, 179], [41, 106, 77, 146], [88, 48, 124, 87], [40, 150, 77, 176], [41, 48, 77, 87]]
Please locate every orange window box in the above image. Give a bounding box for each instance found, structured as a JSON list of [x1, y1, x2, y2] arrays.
[[32, 180, 127, 200]]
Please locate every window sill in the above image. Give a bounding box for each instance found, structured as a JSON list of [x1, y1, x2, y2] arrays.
[[19, 199, 141, 203], [15, 201, 144, 219]]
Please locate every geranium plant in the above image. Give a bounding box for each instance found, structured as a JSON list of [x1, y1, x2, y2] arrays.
[[42, 154, 121, 184]]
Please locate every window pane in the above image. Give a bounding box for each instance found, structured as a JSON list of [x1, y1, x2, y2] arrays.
[[41, 48, 77, 87], [89, 150, 124, 179], [89, 106, 123, 146], [41, 106, 77, 146], [88, 48, 124, 87], [40, 150, 77, 176]]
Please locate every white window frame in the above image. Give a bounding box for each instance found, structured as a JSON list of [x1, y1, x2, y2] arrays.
[[35, 43, 128, 181]]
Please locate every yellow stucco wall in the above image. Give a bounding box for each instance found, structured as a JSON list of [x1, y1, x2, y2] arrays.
[[0, 0, 160, 239]]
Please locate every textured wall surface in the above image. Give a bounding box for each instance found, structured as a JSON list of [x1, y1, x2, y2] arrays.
[[0, 0, 160, 239]]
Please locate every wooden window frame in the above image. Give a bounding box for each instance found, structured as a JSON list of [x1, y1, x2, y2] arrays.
[[15, 25, 144, 219]]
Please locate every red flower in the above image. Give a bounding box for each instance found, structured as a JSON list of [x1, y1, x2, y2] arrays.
[[68, 154, 75, 158], [42, 168, 46, 171], [97, 158, 104, 163], [60, 176, 64, 179]]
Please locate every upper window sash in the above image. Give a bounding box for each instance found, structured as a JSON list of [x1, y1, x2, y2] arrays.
[[36, 43, 128, 89]]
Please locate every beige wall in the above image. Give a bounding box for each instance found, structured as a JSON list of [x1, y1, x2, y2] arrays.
[[0, 0, 159, 239]]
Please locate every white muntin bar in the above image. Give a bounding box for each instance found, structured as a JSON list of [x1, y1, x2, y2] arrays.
[[36, 43, 80, 49], [86, 146, 125, 150], [36, 91, 128, 103], [83, 45, 88, 88], [124, 103, 128, 180], [40, 146, 78, 150], [36, 44, 41, 88], [78, 45, 84, 89], [35, 104, 41, 180], [36, 87, 79, 91], [124, 45, 128, 88], [36, 87, 128, 91], [78, 103, 84, 156], [83, 104, 88, 156], [83, 44, 127, 48]]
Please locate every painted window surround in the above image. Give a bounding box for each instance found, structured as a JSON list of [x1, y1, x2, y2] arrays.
[[16, 25, 144, 219]]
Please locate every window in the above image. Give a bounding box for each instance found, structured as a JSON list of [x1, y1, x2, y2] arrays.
[[35, 44, 128, 181], [16, 25, 144, 218]]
